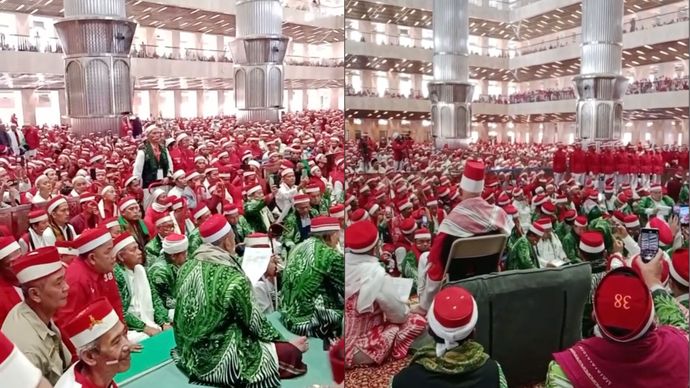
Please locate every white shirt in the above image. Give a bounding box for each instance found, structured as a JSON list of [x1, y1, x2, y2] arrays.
[[43, 224, 77, 246], [536, 234, 568, 267], [276, 182, 297, 212]]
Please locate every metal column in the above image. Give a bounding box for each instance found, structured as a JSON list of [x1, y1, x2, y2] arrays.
[[230, 0, 289, 123], [428, 0, 474, 150], [573, 0, 628, 141], [54, 0, 136, 137]]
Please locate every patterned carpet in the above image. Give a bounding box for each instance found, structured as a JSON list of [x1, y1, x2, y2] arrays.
[[345, 358, 546, 388], [345, 357, 411, 387]]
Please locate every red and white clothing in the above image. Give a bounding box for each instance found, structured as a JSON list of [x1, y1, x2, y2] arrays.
[[54, 360, 119, 388], [344, 252, 426, 367], [54, 259, 124, 356], [0, 275, 22, 326]]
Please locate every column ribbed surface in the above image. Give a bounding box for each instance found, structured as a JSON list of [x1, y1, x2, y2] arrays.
[[432, 0, 469, 82], [64, 0, 126, 18], [580, 0, 623, 75], [236, 0, 283, 37]]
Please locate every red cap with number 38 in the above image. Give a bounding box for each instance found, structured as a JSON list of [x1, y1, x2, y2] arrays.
[[594, 267, 654, 343]]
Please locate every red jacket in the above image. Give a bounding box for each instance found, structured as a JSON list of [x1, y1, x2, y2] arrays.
[[601, 151, 615, 175], [391, 139, 405, 162], [653, 153, 665, 175], [169, 146, 195, 173], [640, 152, 653, 174], [0, 274, 22, 326], [552, 149, 567, 173], [586, 149, 600, 174], [23, 127, 39, 150], [569, 149, 587, 173], [55, 259, 124, 357]]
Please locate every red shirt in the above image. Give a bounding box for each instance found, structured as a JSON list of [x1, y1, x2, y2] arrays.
[[55, 259, 124, 356], [0, 275, 22, 326], [552, 149, 567, 173]]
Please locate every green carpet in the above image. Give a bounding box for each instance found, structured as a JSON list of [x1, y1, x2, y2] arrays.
[[116, 312, 333, 387]]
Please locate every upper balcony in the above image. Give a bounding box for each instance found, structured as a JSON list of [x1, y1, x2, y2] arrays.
[[0, 36, 344, 89], [345, 77, 690, 121], [346, 0, 684, 39], [0, 0, 344, 44], [345, 10, 689, 81]]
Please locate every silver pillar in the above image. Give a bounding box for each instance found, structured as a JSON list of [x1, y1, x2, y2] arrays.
[[573, 0, 628, 141], [54, 0, 136, 137], [230, 0, 289, 124], [429, 0, 474, 150]]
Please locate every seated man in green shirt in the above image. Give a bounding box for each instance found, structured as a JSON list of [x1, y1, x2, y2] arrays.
[[546, 253, 689, 387], [280, 216, 344, 340]]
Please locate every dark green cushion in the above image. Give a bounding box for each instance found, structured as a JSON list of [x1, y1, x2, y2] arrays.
[[414, 263, 592, 386]]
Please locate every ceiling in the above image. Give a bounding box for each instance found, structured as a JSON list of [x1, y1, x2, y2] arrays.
[[345, 40, 689, 82], [0, 72, 343, 90], [1, 0, 343, 44], [346, 107, 689, 122], [345, 0, 684, 41]]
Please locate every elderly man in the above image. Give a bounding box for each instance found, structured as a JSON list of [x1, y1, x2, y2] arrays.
[[144, 212, 175, 268], [243, 184, 275, 233], [118, 196, 150, 253], [546, 257, 688, 387], [54, 298, 132, 388], [18, 209, 49, 253], [638, 183, 675, 222], [168, 169, 197, 210], [174, 214, 308, 387], [133, 124, 174, 189], [280, 216, 344, 339], [43, 196, 78, 245], [418, 161, 512, 314], [113, 232, 171, 343], [0, 237, 23, 325], [54, 228, 125, 348], [345, 220, 426, 367], [2, 246, 70, 384], [276, 168, 299, 216], [148, 233, 188, 320], [281, 194, 313, 253]]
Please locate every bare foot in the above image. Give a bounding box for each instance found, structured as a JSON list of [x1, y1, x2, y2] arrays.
[[289, 336, 309, 353]]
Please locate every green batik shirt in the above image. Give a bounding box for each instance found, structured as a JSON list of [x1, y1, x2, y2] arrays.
[[589, 217, 613, 252], [187, 228, 203, 257], [400, 250, 418, 294], [279, 237, 344, 338], [637, 195, 675, 221], [144, 235, 162, 269], [244, 198, 271, 233], [561, 231, 581, 264], [148, 253, 180, 310], [281, 211, 309, 253], [113, 263, 170, 331], [173, 244, 284, 388], [235, 216, 253, 243], [553, 222, 570, 244], [506, 236, 538, 270], [545, 288, 689, 388]]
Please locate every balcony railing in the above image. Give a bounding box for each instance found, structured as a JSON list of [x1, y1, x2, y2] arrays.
[[346, 76, 690, 103], [346, 9, 688, 57], [0, 35, 343, 67]]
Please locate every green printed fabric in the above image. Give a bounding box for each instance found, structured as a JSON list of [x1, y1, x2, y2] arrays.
[[279, 237, 344, 339]]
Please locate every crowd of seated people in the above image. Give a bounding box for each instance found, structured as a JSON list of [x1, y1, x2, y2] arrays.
[[0, 110, 347, 387], [342, 140, 689, 386]]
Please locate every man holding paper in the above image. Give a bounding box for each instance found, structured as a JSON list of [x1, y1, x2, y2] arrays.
[[173, 214, 308, 387], [637, 183, 675, 222], [279, 216, 344, 339]]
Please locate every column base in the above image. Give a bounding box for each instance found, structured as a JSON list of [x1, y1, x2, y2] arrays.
[[236, 108, 281, 124], [70, 116, 121, 138]]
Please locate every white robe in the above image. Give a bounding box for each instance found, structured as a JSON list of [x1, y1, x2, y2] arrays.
[[536, 234, 568, 268], [43, 224, 78, 246], [124, 265, 160, 343]]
